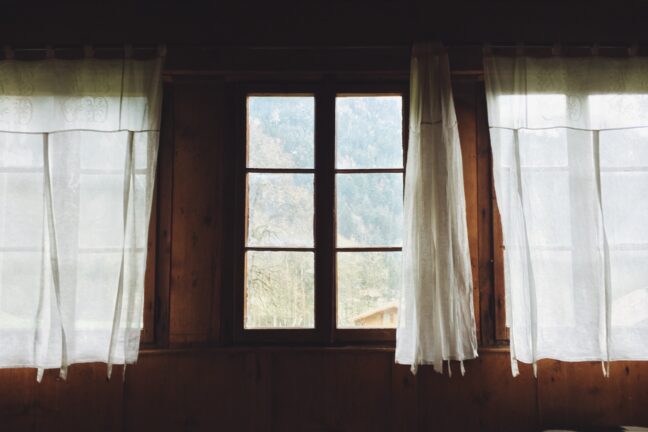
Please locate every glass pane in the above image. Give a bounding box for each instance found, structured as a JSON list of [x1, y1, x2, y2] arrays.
[[79, 174, 123, 249], [0, 252, 42, 319], [75, 252, 122, 322], [0, 173, 44, 248], [79, 131, 128, 170], [610, 250, 648, 327], [601, 129, 648, 168], [0, 133, 43, 168], [247, 173, 314, 247], [245, 251, 314, 329], [337, 252, 401, 328], [602, 172, 648, 245], [247, 96, 314, 169], [336, 173, 403, 247], [336, 96, 402, 169]]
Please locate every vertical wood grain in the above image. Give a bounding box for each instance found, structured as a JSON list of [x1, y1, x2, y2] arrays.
[[538, 360, 648, 430], [153, 82, 175, 348], [476, 81, 496, 345], [417, 352, 538, 432], [0, 365, 123, 432], [141, 181, 157, 345], [170, 78, 224, 344], [391, 363, 418, 432], [454, 80, 481, 342], [124, 351, 260, 432], [270, 350, 392, 432]]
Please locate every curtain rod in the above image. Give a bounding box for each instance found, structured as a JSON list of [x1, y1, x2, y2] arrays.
[[2, 42, 644, 52], [2, 44, 166, 59]]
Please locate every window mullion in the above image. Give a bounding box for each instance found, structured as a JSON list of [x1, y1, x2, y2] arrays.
[[314, 82, 336, 343]]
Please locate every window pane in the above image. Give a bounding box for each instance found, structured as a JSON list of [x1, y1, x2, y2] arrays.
[[0, 133, 43, 168], [247, 96, 314, 169], [247, 173, 314, 247], [337, 252, 401, 328], [336, 96, 402, 169], [0, 252, 42, 319], [79, 174, 123, 249], [336, 173, 403, 247], [245, 251, 314, 329], [0, 173, 44, 248]]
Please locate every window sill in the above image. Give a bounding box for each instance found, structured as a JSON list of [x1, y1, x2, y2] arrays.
[[138, 343, 511, 356]]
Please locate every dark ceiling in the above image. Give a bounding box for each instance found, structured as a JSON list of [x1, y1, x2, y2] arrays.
[[1, 0, 647, 47]]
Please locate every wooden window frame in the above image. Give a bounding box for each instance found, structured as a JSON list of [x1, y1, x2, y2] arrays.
[[231, 80, 408, 345]]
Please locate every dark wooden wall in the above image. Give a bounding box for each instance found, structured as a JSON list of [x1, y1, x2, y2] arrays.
[[0, 71, 646, 432], [2, 2, 648, 431]]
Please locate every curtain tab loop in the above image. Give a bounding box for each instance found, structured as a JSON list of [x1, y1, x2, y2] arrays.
[[124, 44, 134, 59], [45, 45, 55, 59], [83, 44, 94, 58], [157, 43, 167, 57], [591, 43, 600, 56], [483, 42, 493, 56], [515, 42, 525, 56], [552, 42, 562, 56], [3, 45, 14, 60], [601, 361, 611, 378]]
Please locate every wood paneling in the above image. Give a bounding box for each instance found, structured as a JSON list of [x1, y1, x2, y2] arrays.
[[476, 80, 497, 346], [271, 351, 392, 431], [169, 78, 225, 344], [3, 350, 648, 432], [417, 352, 538, 432], [0, 364, 123, 432], [455, 81, 481, 342], [538, 360, 648, 430], [3, 45, 648, 432], [123, 351, 267, 432]]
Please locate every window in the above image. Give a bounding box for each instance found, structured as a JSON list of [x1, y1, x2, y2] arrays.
[[0, 56, 162, 372], [335, 96, 403, 329], [234, 83, 407, 342], [485, 54, 648, 365], [244, 95, 316, 329]]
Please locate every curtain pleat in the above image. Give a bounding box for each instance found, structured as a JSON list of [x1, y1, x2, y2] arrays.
[[0, 57, 163, 378], [485, 54, 648, 375], [396, 42, 478, 374]]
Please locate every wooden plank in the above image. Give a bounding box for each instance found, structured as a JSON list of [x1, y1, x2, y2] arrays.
[[141, 175, 157, 345], [391, 363, 418, 432], [492, 187, 509, 342], [169, 78, 225, 344], [271, 351, 392, 432], [123, 351, 264, 432], [417, 351, 538, 432], [0, 364, 123, 432], [153, 82, 175, 348], [475, 80, 496, 345], [453, 80, 481, 342], [538, 360, 648, 430]]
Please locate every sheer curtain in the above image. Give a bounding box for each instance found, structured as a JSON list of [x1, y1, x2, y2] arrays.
[[485, 53, 648, 376], [396, 43, 478, 374], [0, 55, 163, 380]]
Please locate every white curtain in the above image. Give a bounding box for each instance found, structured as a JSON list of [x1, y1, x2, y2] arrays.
[[0, 56, 163, 380], [485, 53, 648, 376], [396, 43, 478, 374]]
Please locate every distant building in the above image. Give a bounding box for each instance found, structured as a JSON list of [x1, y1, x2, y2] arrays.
[[352, 302, 398, 328]]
